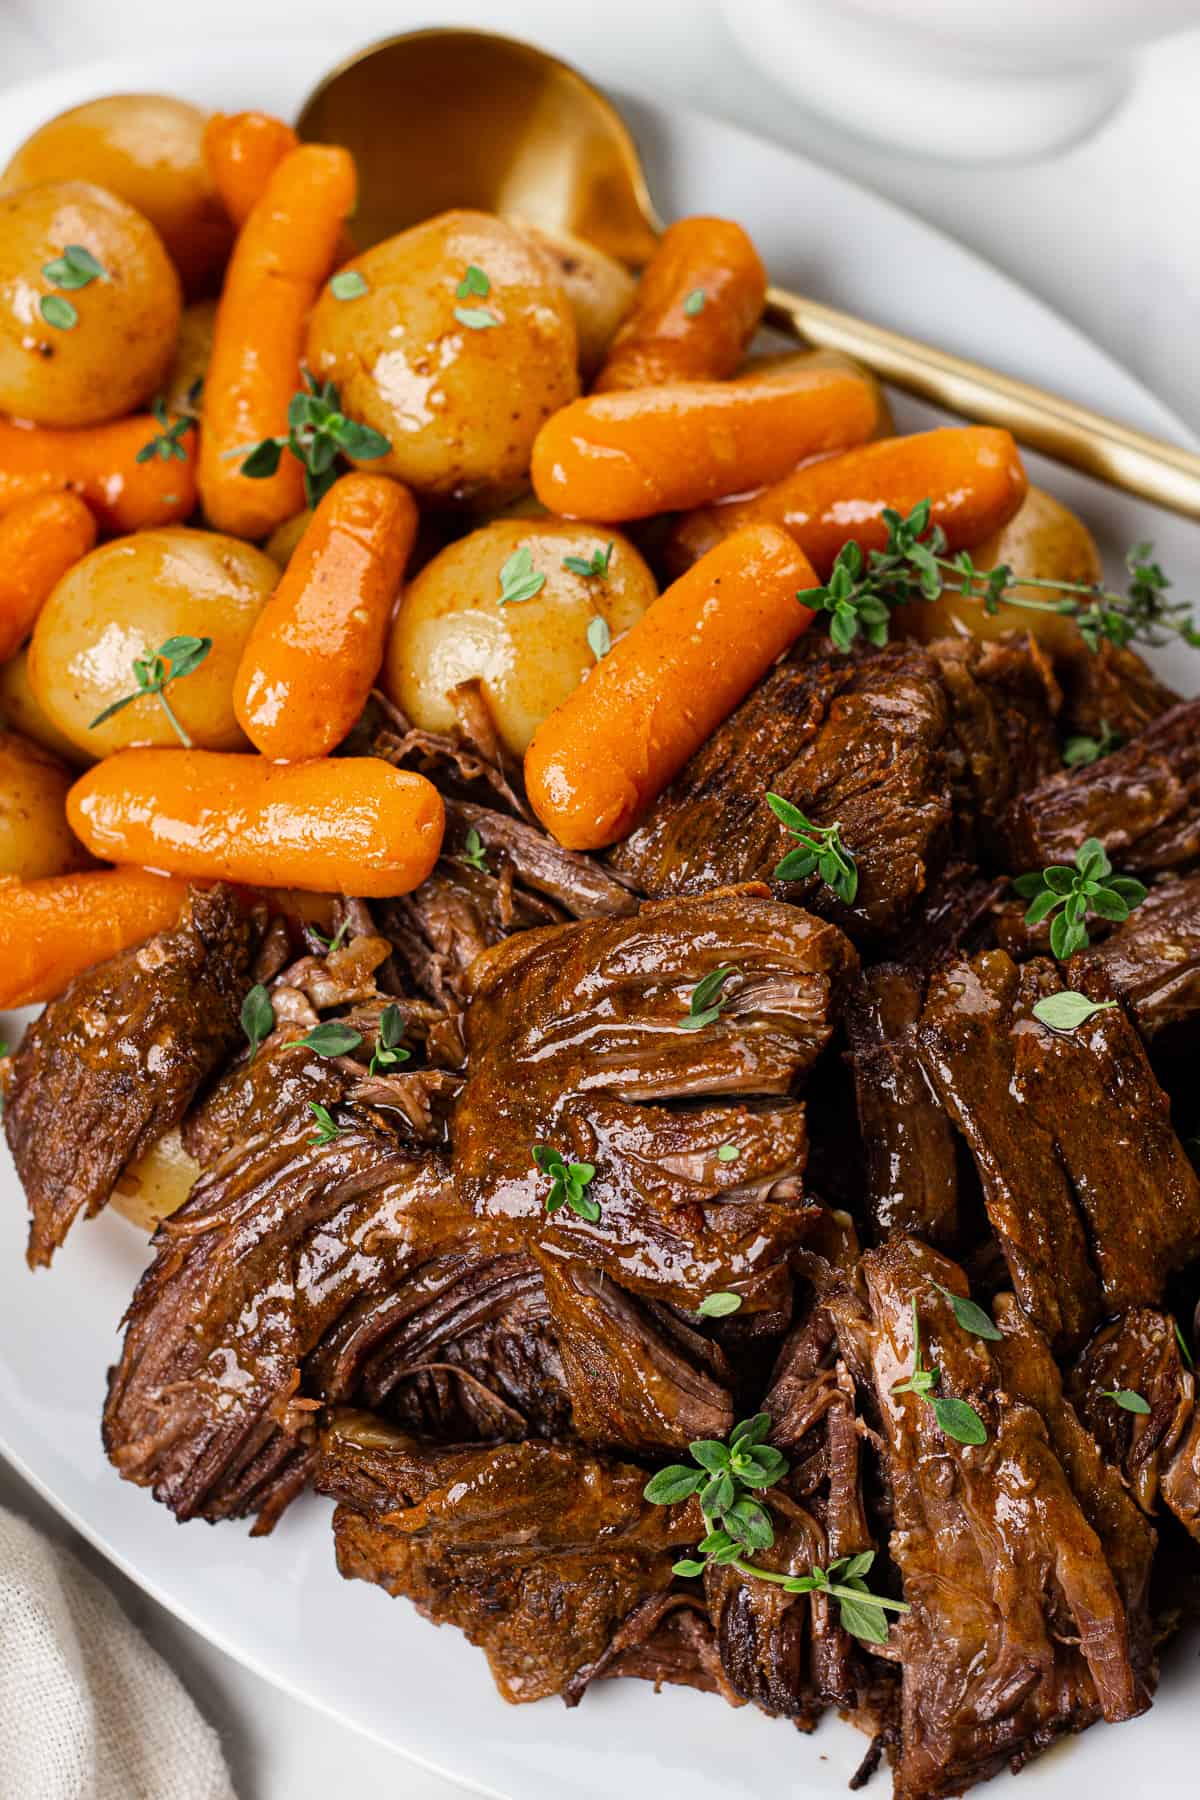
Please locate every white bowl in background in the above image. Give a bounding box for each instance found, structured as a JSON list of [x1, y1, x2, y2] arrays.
[[722, 0, 1200, 161]]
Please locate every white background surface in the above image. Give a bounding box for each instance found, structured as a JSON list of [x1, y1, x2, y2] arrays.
[[0, 5, 1198, 1798]]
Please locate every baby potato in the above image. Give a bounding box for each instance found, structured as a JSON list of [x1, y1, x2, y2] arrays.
[[385, 519, 656, 757], [264, 509, 313, 569], [163, 296, 215, 415], [0, 728, 91, 878], [901, 486, 1101, 654], [0, 647, 88, 764], [1, 96, 232, 298], [511, 220, 635, 376], [306, 210, 579, 505], [111, 1125, 199, 1232], [28, 527, 278, 758], [0, 180, 182, 427]]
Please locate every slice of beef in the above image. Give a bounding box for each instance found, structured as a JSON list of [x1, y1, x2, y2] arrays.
[[379, 802, 638, 1010], [993, 1294, 1157, 1684], [567, 1593, 732, 1704], [838, 1238, 1151, 1800], [1057, 639, 1180, 744], [915, 950, 1200, 1350], [927, 632, 1061, 852], [5, 885, 253, 1267], [315, 1411, 699, 1704], [102, 1128, 500, 1528], [609, 638, 954, 945], [844, 964, 961, 1247], [1067, 873, 1200, 1052], [1001, 697, 1200, 876], [309, 1250, 573, 1442], [536, 1256, 733, 1454], [1069, 1309, 1200, 1543], [453, 888, 857, 1312]]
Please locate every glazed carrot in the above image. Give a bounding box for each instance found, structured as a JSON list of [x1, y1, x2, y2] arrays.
[[0, 866, 189, 1009], [234, 473, 417, 760], [0, 492, 96, 662], [593, 216, 766, 393], [531, 359, 881, 521], [198, 144, 356, 539], [668, 427, 1029, 578], [0, 415, 196, 533], [202, 111, 299, 228], [525, 525, 818, 851], [68, 751, 444, 897]]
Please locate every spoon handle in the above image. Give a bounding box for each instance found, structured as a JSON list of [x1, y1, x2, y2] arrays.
[[766, 284, 1200, 521]]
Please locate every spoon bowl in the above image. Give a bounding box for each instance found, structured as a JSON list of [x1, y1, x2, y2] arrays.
[[296, 26, 1200, 518], [298, 28, 660, 265]]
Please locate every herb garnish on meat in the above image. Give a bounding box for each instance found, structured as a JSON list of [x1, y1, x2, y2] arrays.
[[1031, 991, 1119, 1033], [928, 1279, 1002, 1341], [532, 1144, 599, 1220], [295, 1022, 364, 1057], [1063, 719, 1122, 768], [679, 964, 737, 1031], [645, 1413, 909, 1644], [240, 983, 274, 1060], [367, 1004, 409, 1075], [1013, 837, 1147, 959], [308, 1101, 344, 1145], [892, 1300, 988, 1445], [1099, 1388, 1152, 1415], [766, 793, 858, 902]]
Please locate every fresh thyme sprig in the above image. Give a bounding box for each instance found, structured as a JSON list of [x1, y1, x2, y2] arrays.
[[240, 984, 274, 1061], [295, 1022, 364, 1058], [892, 1300, 988, 1445], [1099, 1388, 1152, 1415], [644, 1415, 907, 1645], [1013, 837, 1147, 959], [1031, 991, 1118, 1034], [766, 792, 858, 902], [679, 964, 737, 1031], [308, 1101, 345, 1145], [811, 502, 1200, 657], [136, 394, 196, 464], [88, 635, 211, 746], [563, 541, 613, 580], [230, 371, 390, 507], [458, 827, 491, 874], [1063, 719, 1122, 768], [532, 1144, 599, 1221], [368, 1004, 410, 1076]]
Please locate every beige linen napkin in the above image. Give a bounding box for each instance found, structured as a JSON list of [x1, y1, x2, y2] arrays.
[[0, 1506, 236, 1800]]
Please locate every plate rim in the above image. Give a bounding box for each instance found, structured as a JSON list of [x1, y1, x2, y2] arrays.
[[1, 38, 1197, 1800]]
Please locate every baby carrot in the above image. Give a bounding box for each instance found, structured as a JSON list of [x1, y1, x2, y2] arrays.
[[0, 866, 189, 1009], [203, 111, 299, 228], [0, 492, 96, 662], [234, 473, 417, 760], [593, 216, 766, 392], [198, 144, 356, 539], [0, 415, 196, 533], [68, 751, 444, 897], [531, 359, 881, 521], [524, 524, 817, 851], [668, 427, 1029, 577]]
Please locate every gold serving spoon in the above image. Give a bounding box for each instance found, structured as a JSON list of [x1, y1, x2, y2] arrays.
[[298, 26, 1200, 520]]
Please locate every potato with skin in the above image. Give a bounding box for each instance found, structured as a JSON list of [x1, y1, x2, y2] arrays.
[[511, 221, 634, 376], [1, 96, 233, 298], [900, 486, 1102, 654], [0, 181, 181, 427], [0, 648, 88, 764], [111, 1126, 200, 1232], [386, 519, 657, 757], [29, 528, 278, 759], [163, 297, 215, 415], [0, 728, 91, 878], [306, 211, 579, 505]]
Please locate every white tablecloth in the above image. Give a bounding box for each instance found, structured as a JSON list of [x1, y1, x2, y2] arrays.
[[1, 3, 1198, 1796]]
